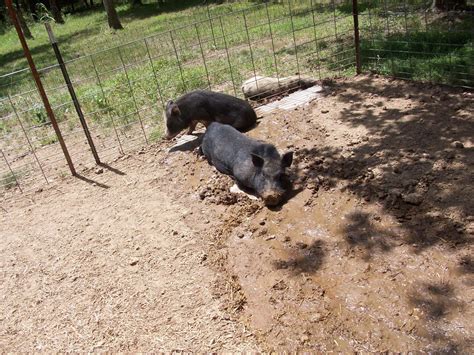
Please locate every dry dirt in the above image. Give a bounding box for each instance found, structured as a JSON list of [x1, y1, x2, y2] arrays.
[[1, 75, 473, 352]]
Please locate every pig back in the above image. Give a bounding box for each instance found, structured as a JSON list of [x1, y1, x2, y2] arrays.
[[202, 122, 257, 175]]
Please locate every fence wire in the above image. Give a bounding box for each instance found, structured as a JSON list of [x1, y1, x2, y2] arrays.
[[0, 0, 472, 197]]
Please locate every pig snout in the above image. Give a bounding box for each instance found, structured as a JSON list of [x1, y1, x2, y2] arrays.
[[261, 189, 284, 206], [163, 128, 179, 141]]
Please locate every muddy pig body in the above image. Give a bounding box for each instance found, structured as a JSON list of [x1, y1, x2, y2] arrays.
[[164, 90, 257, 140], [201, 122, 293, 206]]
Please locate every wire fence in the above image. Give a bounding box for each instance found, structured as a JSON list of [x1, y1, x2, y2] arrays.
[[0, 0, 472, 196]]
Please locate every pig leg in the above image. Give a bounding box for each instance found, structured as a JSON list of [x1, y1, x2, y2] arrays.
[[186, 120, 198, 135], [211, 159, 232, 176]]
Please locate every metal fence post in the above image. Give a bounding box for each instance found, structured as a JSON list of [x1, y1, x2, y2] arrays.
[[5, 0, 76, 176], [352, 0, 362, 75], [45, 23, 101, 165]]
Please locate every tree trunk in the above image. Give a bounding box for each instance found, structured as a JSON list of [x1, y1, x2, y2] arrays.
[[103, 0, 123, 30], [15, 1, 33, 39], [132, 0, 142, 6], [49, 0, 64, 24]]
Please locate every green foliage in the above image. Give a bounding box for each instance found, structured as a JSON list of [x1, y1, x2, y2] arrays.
[[1, 170, 20, 190]]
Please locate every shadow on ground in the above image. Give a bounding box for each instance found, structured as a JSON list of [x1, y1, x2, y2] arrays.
[[297, 76, 473, 256]]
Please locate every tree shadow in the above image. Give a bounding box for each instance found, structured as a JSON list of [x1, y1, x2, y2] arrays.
[[343, 211, 399, 261], [408, 281, 460, 319], [0, 27, 98, 90], [272, 240, 325, 275], [406, 280, 470, 352], [118, 1, 229, 21], [296, 76, 473, 256]]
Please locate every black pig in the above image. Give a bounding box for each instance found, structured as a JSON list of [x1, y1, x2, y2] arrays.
[[201, 122, 293, 206], [164, 90, 257, 140]]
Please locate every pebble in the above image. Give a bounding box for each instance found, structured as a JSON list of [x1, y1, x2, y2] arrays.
[[296, 242, 308, 249], [452, 141, 464, 149], [402, 192, 423, 206], [129, 258, 139, 266], [95, 168, 103, 175]]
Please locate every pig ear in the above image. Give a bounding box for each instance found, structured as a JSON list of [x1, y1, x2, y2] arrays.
[[281, 151, 293, 168], [170, 103, 180, 116], [251, 153, 264, 168]]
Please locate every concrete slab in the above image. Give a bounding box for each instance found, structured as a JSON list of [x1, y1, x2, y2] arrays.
[[255, 85, 323, 115]]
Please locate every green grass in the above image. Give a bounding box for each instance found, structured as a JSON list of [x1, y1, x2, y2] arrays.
[[359, 9, 473, 87], [1, 170, 20, 190]]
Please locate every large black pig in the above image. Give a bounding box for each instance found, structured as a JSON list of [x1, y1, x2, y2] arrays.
[[164, 90, 257, 140], [201, 122, 293, 206]]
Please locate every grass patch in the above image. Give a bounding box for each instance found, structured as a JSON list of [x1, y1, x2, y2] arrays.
[[149, 126, 164, 142], [39, 134, 58, 146], [361, 30, 473, 87], [1, 170, 20, 190]]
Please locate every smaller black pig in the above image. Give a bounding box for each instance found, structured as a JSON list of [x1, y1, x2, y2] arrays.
[[201, 122, 293, 206], [164, 90, 257, 140]]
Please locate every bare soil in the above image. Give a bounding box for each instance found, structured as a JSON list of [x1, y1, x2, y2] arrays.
[[1, 75, 473, 352]]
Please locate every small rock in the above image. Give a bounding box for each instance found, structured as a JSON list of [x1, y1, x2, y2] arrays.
[[265, 235, 276, 241], [389, 188, 403, 198], [35, 188, 43, 193], [129, 258, 139, 266], [403, 193, 423, 206], [95, 168, 103, 175], [445, 151, 456, 160], [300, 334, 310, 343], [452, 141, 464, 149], [310, 313, 323, 322], [321, 109, 329, 114], [296, 242, 308, 249]]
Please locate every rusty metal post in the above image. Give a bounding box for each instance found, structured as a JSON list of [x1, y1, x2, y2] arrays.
[[352, 0, 362, 75], [45, 23, 101, 165], [5, 0, 76, 176]]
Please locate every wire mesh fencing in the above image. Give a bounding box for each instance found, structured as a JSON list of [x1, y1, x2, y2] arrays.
[[0, 0, 472, 197], [358, 0, 473, 88], [1, 0, 357, 196]]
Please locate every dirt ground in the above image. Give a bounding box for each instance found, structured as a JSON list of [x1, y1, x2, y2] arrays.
[[1, 75, 473, 352]]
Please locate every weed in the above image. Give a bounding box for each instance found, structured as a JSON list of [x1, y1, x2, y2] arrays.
[[1, 170, 20, 190], [39, 134, 58, 146]]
